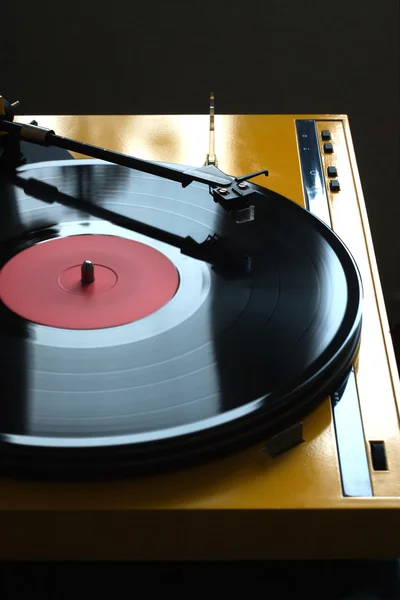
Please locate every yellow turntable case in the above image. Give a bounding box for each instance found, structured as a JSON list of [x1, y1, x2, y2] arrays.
[[0, 114, 399, 559]]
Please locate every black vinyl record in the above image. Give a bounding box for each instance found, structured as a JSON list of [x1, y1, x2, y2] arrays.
[[0, 159, 362, 478]]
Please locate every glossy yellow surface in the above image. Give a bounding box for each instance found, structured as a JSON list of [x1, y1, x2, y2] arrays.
[[0, 114, 399, 559]]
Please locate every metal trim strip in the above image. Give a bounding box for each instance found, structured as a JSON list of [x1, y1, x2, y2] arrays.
[[295, 119, 372, 497]]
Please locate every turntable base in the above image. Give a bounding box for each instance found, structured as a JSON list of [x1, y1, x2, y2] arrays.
[[0, 113, 399, 559]]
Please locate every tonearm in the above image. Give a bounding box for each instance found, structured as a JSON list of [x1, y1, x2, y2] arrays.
[[0, 95, 269, 277]]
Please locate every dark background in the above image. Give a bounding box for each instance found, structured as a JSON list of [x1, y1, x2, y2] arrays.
[[1, 0, 399, 590], [2, 0, 399, 354]]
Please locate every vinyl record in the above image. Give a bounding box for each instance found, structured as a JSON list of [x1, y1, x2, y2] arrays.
[[0, 159, 362, 478]]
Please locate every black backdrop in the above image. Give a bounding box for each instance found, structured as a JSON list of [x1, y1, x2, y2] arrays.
[[2, 0, 399, 345]]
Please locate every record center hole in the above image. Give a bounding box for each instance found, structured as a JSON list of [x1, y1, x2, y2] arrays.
[[58, 264, 118, 295]]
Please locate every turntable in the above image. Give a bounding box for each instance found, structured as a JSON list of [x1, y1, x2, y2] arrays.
[[0, 95, 399, 560]]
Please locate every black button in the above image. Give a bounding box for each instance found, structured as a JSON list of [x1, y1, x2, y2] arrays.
[[370, 441, 388, 471], [321, 130, 331, 140], [329, 179, 340, 192], [323, 142, 334, 153], [327, 166, 338, 177]]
